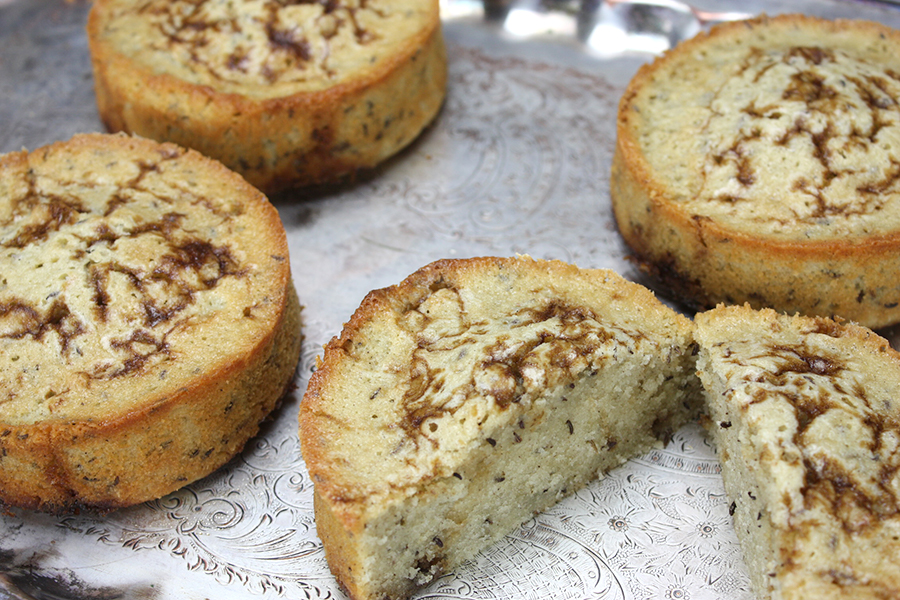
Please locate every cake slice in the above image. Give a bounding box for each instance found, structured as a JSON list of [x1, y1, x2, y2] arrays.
[[299, 256, 700, 600], [694, 305, 900, 599]]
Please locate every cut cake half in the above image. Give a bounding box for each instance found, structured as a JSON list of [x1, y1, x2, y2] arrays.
[[299, 256, 700, 600], [695, 304, 900, 599]]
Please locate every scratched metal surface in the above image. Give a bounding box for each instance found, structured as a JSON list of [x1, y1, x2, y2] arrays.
[[2, 1, 900, 599]]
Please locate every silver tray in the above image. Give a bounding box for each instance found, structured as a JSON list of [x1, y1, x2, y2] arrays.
[[2, 1, 900, 598]]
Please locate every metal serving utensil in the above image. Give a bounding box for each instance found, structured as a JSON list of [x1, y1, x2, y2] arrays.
[[443, 0, 755, 55]]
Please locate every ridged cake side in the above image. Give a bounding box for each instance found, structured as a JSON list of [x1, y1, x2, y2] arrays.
[[300, 256, 700, 600]]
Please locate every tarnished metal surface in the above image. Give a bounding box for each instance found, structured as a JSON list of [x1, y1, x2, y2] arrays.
[[2, 1, 900, 598]]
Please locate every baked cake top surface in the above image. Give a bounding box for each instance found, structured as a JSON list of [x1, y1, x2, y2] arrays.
[[300, 257, 692, 506], [0, 133, 290, 426], [695, 306, 900, 555], [88, 0, 439, 99], [622, 14, 900, 240]]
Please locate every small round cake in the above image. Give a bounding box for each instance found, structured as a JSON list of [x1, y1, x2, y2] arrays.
[[611, 14, 900, 329], [86, 0, 447, 194], [0, 133, 302, 512]]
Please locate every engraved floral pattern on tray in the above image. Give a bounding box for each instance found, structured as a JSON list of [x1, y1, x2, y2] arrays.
[[61, 431, 328, 597], [0, 26, 753, 597], [366, 49, 626, 266]]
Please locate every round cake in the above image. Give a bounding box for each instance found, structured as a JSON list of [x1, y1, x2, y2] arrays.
[[0, 133, 302, 513], [611, 14, 900, 329], [86, 0, 447, 194], [300, 256, 700, 600]]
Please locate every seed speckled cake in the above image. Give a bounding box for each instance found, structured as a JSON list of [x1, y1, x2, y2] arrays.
[[87, 0, 447, 194], [611, 14, 900, 328], [299, 256, 700, 600], [0, 133, 302, 513], [695, 305, 900, 599]]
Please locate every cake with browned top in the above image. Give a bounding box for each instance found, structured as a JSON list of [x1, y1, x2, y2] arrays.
[[299, 256, 700, 600], [86, 0, 447, 194], [0, 133, 301, 513], [695, 304, 900, 599], [611, 14, 900, 329]]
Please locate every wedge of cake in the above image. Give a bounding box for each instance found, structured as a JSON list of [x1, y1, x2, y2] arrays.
[[0, 133, 302, 512], [611, 14, 900, 328], [86, 0, 447, 194], [299, 256, 701, 600], [695, 304, 900, 599]]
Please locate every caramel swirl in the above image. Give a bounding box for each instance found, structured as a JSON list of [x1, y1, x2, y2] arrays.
[[388, 287, 649, 459], [0, 139, 260, 422], [104, 0, 430, 95], [691, 46, 900, 236], [720, 335, 900, 533]]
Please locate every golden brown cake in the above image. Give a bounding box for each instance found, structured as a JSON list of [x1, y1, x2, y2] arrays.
[[611, 14, 900, 329], [299, 256, 701, 600], [86, 0, 447, 195], [0, 133, 302, 513], [695, 304, 900, 599]]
